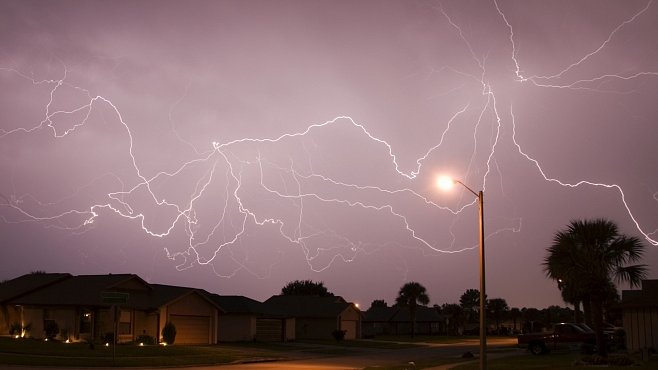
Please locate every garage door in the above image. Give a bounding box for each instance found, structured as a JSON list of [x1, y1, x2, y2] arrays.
[[170, 315, 210, 344], [256, 318, 283, 342], [342, 320, 357, 340]]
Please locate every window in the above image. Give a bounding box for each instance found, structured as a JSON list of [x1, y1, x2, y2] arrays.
[[118, 310, 132, 335]]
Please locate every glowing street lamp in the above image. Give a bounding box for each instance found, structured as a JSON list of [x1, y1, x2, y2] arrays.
[[438, 175, 487, 370]]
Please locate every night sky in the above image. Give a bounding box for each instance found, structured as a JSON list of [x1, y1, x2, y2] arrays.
[[1, 0, 657, 310]]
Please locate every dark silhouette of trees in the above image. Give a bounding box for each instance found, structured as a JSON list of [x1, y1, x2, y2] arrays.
[[544, 218, 647, 357], [521, 307, 543, 333], [280, 280, 334, 296], [369, 299, 388, 308], [509, 307, 521, 333], [395, 281, 430, 338], [487, 298, 509, 334], [440, 303, 465, 335], [460, 288, 482, 324]]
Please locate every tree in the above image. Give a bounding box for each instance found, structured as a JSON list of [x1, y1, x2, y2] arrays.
[[281, 280, 334, 296], [487, 298, 509, 334], [521, 307, 543, 333], [544, 218, 647, 357], [509, 307, 521, 333], [395, 282, 430, 338], [556, 278, 588, 324], [369, 299, 388, 309], [459, 289, 482, 324], [441, 303, 465, 335]]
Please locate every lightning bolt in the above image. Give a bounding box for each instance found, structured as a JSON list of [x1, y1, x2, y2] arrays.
[[1, 0, 656, 284]]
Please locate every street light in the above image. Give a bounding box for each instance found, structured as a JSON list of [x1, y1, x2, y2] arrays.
[[438, 175, 487, 370]]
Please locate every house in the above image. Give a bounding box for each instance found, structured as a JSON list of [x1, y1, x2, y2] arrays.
[[363, 305, 447, 337], [621, 279, 658, 352], [207, 294, 261, 342], [207, 294, 296, 342], [263, 295, 361, 340], [389, 306, 446, 335], [148, 284, 222, 344], [0, 273, 72, 337], [362, 306, 397, 337], [1, 273, 222, 345]]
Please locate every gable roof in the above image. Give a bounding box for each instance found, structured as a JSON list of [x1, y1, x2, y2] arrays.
[[263, 295, 356, 318], [207, 294, 264, 314], [147, 284, 224, 313], [9, 274, 151, 307], [0, 273, 71, 303], [364, 306, 398, 322], [390, 306, 445, 322]]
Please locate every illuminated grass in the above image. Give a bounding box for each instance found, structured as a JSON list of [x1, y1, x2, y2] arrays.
[[0, 337, 283, 367]]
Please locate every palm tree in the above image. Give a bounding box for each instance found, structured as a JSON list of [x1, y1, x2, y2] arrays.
[[557, 277, 588, 324], [544, 218, 647, 357], [395, 281, 430, 338]]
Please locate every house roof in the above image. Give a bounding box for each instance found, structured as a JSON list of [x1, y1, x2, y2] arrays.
[[147, 285, 224, 313], [0, 273, 72, 303], [206, 294, 264, 314], [9, 274, 153, 308], [262, 295, 356, 318], [3, 273, 231, 314], [390, 306, 445, 322], [364, 306, 398, 322]]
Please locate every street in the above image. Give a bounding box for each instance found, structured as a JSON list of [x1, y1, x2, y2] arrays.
[[0, 338, 520, 370]]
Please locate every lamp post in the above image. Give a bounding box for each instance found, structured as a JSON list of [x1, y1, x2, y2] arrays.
[[438, 176, 487, 370]]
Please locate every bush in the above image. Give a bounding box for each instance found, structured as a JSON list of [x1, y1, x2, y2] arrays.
[[162, 321, 177, 344], [102, 332, 114, 344], [332, 329, 347, 342], [136, 334, 155, 345], [9, 322, 22, 336], [44, 320, 59, 339]]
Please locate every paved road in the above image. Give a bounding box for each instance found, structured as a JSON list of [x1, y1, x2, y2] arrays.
[[0, 338, 521, 370]]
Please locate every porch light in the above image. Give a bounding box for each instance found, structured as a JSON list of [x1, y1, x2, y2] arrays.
[[105, 342, 110, 347], [139, 342, 144, 346]]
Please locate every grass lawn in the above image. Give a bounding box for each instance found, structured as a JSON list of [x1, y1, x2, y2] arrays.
[[451, 352, 658, 370], [0, 337, 284, 367]]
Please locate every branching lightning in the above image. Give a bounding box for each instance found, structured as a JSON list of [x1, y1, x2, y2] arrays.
[[1, 0, 657, 284]]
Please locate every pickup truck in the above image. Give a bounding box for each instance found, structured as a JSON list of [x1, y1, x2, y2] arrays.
[[517, 323, 596, 355]]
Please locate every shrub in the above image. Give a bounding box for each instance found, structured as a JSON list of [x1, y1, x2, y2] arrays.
[[102, 332, 114, 344], [44, 320, 59, 339], [332, 329, 347, 342], [162, 321, 177, 344], [9, 322, 21, 336], [136, 334, 155, 345]]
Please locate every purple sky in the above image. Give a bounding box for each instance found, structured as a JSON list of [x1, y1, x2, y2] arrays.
[[1, 0, 657, 310]]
